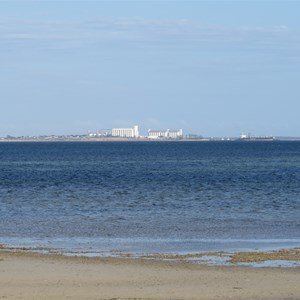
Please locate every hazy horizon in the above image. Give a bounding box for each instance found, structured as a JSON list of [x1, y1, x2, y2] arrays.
[[1, 1, 299, 137]]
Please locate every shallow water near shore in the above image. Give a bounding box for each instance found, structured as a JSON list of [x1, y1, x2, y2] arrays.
[[1, 237, 300, 255], [1, 243, 300, 268], [0, 141, 300, 256]]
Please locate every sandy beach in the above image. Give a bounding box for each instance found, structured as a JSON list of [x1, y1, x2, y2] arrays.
[[0, 250, 299, 300]]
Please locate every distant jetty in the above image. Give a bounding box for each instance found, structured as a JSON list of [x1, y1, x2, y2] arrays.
[[238, 133, 275, 142]]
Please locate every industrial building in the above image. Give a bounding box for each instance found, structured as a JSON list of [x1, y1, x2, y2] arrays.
[[148, 129, 183, 139], [112, 125, 139, 138]]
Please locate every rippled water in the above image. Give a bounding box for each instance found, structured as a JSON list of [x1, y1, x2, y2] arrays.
[[0, 141, 299, 253]]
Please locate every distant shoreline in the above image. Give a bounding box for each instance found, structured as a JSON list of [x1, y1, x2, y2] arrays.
[[0, 137, 207, 142], [1, 137, 300, 142], [0, 137, 217, 142]]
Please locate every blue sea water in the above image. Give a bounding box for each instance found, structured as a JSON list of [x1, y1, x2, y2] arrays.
[[0, 141, 299, 254]]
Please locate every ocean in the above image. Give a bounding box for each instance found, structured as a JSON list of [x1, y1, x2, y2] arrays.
[[0, 141, 299, 255]]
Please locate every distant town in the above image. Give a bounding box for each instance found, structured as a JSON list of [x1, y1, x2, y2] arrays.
[[0, 125, 299, 142]]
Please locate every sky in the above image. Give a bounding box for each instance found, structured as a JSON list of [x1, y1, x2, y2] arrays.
[[0, 1, 300, 137]]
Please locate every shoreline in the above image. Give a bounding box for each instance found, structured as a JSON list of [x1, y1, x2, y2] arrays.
[[0, 136, 205, 142], [1, 244, 300, 268], [1, 136, 300, 143], [0, 247, 300, 300], [1, 137, 300, 143]]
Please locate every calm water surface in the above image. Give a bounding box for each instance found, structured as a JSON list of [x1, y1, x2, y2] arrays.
[[0, 141, 299, 253]]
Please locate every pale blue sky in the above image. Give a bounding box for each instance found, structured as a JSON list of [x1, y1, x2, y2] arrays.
[[1, 1, 300, 137]]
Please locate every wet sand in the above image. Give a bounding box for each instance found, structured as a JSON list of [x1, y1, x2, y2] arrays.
[[138, 247, 300, 266], [0, 249, 300, 300]]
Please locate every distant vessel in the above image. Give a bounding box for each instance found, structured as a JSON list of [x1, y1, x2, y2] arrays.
[[238, 133, 275, 141]]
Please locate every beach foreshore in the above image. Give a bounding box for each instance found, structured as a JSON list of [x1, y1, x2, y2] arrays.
[[0, 248, 300, 300]]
